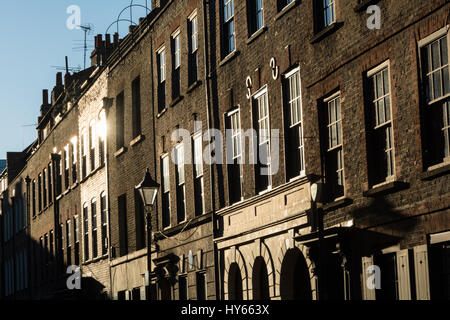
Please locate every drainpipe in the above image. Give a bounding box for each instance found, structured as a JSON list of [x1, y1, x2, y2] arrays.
[[103, 93, 114, 300], [149, 33, 159, 298], [202, 0, 219, 300], [25, 176, 32, 299], [50, 153, 61, 288]]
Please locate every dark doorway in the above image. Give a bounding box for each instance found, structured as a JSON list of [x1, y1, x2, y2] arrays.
[[228, 263, 243, 300], [252, 257, 270, 300], [280, 248, 312, 300], [430, 241, 450, 300], [159, 278, 172, 300]]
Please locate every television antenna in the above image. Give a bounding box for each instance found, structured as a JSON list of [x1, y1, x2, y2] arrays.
[[76, 23, 95, 70]]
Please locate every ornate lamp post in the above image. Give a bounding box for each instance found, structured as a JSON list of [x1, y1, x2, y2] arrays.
[[135, 168, 159, 300]]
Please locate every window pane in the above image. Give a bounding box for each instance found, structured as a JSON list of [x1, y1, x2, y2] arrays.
[[441, 37, 448, 66], [432, 41, 441, 70], [443, 67, 450, 95], [434, 71, 442, 99], [376, 73, 383, 99], [385, 97, 391, 121], [383, 69, 390, 94]]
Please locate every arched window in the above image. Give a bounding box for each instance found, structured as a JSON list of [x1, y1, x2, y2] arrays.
[[280, 248, 312, 300], [228, 262, 243, 300], [252, 257, 270, 300]]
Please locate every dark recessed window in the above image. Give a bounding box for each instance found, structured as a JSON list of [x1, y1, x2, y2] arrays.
[[172, 32, 181, 100], [132, 76, 142, 138], [196, 272, 207, 300], [115, 92, 125, 150], [157, 48, 166, 112], [179, 275, 188, 300], [277, 0, 294, 12], [118, 194, 128, 257]]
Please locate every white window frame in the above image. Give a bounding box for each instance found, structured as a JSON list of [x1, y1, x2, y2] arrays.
[[161, 153, 171, 229], [367, 60, 396, 185], [226, 108, 244, 202], [253, 85, 272, 191], [418, 26, 450, 165], [193, 131, 205, 215], [172, 29, 181, 70], [285, 67, 306, 179], [222, 0, 236, 56], [175, 143, 186, 222], [189, 11, 199, 54], [323, 0, 336, 28], [157, 46, 166, 83], [324, 91, 345, 199]]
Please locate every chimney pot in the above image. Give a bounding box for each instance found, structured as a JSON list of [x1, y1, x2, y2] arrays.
[[105, 34, 111, 47], [96, 34, 103, 49], [129, 25, 136, 33], [42, 90, 49, 106], [114, 33, 119, 45], [56, 72, 63, 87]]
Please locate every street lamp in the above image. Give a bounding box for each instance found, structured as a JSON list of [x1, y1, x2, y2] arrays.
[[135, 168, 159, 300]]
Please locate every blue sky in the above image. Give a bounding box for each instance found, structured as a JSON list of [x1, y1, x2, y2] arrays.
[[0, 1, 151, 159]]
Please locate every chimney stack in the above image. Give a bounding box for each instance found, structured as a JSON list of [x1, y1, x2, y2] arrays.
[[105, 34, 111, 47], [114, 33, 119, 46], [95, 34, 103, 49], [42, 90, 49, 106], [129, 25, 137, 33], [56, 72, 63, 87]]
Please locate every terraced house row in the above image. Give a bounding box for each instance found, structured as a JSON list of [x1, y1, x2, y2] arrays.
[[1, 0, 449, 300]]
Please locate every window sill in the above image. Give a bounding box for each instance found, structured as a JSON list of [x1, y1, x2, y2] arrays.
[[354, 0, 381, 12], [421, 162, 450, 181], [247, 26, 267, 45], [322, 197, 353, 212], [219, 50, 240, 68], [130, 134, 145, 147], [187, 80, 202, 94], [310, 22, 343, 44], [157, 108, 167, 119], [363, 181, 409, 197], [154, 212, 212, 241], [275, 0, 299, 21], [83, 255, 108, 266], [170, 95, 184, 108], [114, 147, 127, 158]]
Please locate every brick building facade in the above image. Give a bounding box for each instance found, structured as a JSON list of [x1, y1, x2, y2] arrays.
[[1, 0, 449, 300]]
